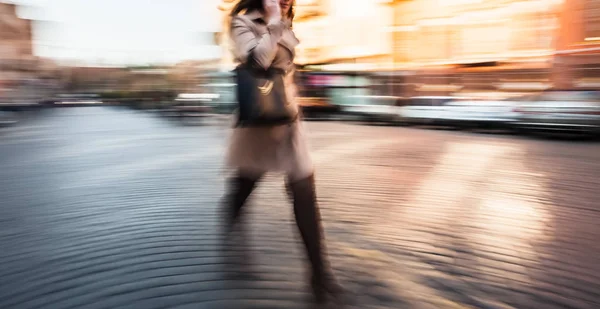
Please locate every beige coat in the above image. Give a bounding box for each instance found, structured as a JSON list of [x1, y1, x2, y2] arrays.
[[225, 10, 313, 181]]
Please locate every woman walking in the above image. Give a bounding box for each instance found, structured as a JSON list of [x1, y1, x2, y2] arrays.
[[222, 0, 343, 304]]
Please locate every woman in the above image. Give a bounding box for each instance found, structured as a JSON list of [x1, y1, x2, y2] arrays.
[[222, 0, 342, 303]]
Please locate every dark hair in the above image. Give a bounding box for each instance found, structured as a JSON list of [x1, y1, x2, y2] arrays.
[[230, 0, 295, 21]]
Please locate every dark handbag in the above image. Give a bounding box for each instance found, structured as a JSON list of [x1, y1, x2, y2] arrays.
[[234, 57, 298, 127]]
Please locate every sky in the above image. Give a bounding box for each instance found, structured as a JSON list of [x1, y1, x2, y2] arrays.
[[9, 0, 222, 66]]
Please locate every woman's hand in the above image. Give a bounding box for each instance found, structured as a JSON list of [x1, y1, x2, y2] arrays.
[[263, 0, 281, 24]]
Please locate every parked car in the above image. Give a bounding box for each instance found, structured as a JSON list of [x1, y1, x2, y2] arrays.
[[296, 97, 340, 120], [440, 98, 520, 129], [168, 93, 217, 118], [54, 94, 103, 106], [341, 95, 402, 122], [514, 90, 600, 135], [202, 83, 237, 115], [398, 96, 466, 126], [0, 110, 18, 127]]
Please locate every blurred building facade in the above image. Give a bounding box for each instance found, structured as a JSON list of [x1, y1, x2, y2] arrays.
[[216, 0, 600, 95], [389, 0, 563, 95], [553, 0, 600, 89], [390, 0, 560, 65], [59, 67, 130, 93], [0, 2, 62, 102], [0, 2, 36, 101], [170, 59, 221, 93], [57, 66, 171, 94], [293, 0, 394, 69], [56, 59, 222, 95], [216, 0, 394, 71], [0, 2, 33, 64]]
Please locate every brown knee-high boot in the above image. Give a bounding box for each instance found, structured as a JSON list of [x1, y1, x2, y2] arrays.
[[290, 174, 343, 303], [222, 175, 259, 233]]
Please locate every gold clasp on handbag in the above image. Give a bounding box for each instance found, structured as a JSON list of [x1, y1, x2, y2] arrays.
[[258, 80, 273, 95]]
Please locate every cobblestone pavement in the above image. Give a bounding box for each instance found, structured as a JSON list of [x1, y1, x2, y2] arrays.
[[2, 107, 600, 309]]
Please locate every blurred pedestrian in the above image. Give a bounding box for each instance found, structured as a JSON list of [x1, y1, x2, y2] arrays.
[[221, 0, 343, 304]]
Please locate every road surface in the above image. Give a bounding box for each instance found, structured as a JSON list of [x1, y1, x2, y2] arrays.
[[1, 107, 600, 309]]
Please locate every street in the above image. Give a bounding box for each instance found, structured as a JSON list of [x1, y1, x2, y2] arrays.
[[1, 107, 600, 309]]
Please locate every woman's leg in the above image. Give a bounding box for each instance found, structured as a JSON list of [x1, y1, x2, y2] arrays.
[[289, 174, 324, 275], [288, 173, 342, 302], [222, 171, 261, 232]]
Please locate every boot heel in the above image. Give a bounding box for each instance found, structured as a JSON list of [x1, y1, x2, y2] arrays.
[[311, 274, 345, 304]]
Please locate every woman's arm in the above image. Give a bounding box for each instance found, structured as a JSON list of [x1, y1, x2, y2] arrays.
[[231, 16, 286, 70]]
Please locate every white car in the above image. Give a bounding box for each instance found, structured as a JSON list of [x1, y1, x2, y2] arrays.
[[514, 90, 600, 134], [342, 95, 401, 122], [398, 96, 467, 126], [440, 99, 520, 129]]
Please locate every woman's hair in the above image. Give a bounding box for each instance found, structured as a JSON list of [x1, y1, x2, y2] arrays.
[[230, 0, 295, 21]]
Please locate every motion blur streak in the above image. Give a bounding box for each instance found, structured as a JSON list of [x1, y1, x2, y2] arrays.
[[2, 0, 600, 308]]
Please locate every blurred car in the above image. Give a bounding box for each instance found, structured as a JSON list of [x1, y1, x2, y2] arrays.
[[398, 96, 466, 126], [297, 97, 341, 120], [202, 83, 237, 114], [0, 110, 18, 126], [55, 94, 103, 106], [170, 93, 217, 118], [38, 98, 58, 107], [440, 98, 520, 129], [514, 90, 600, 135], [341, 95, 402, 122]]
